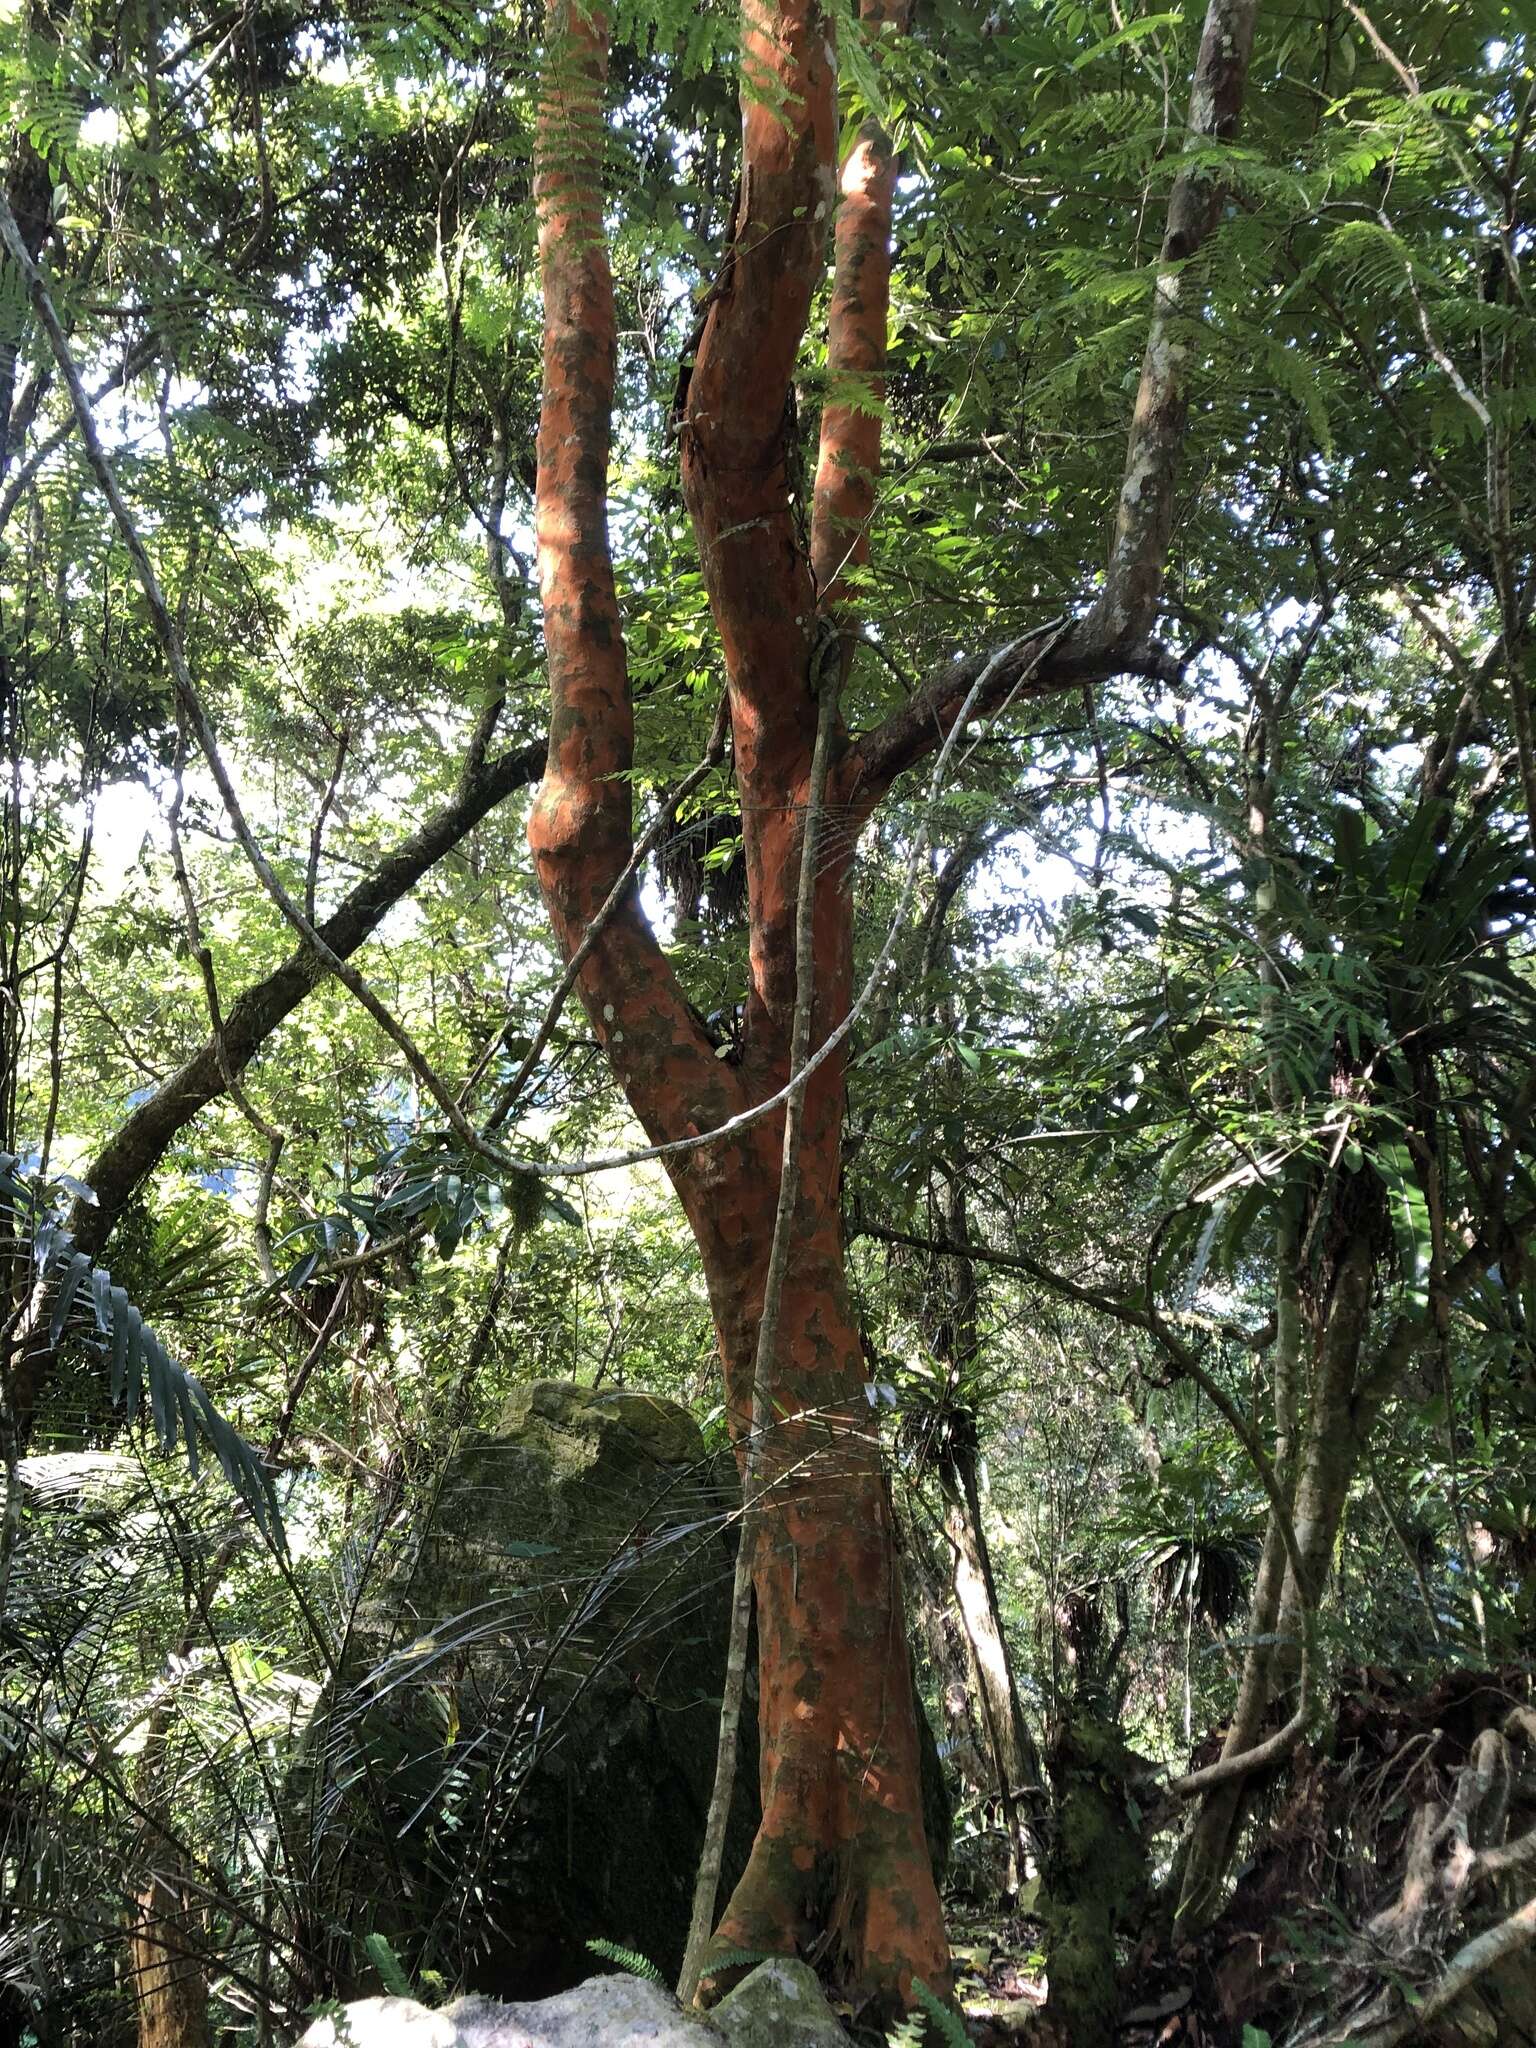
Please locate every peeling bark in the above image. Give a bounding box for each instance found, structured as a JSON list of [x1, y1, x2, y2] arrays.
[[811, 0, 910, 609], [530, 0, 949, 2007], [529, 0, 1267, 2003]]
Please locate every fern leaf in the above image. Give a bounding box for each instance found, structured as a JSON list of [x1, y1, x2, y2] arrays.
[[2, 1164, 281, 1541], [585, 1938, 665, 1983], [363, 1932, 414, 1999], [699, 1945, 779, 1977], [911, 1976, 970, 2048]]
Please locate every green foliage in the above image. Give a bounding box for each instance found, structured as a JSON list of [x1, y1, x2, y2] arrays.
[[1, 0, 1533, 2036], [363, 1932, 416, 2000], [699, 1946, 778, 1976], [585, 1938, 666, 1983], [910, 1976, 969, 2048], [1, 1158, 278, 1538]]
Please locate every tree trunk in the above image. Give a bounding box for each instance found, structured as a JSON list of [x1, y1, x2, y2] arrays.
[[1175, 1228, 1374, 1934], [702, 1174, 948, 1991], [527, 0, 950, 2008], [932, 1169, 1044, 1886], [1039, 1711, 1149, 2048], [528, 0, 1259, 2002], [128, 1876, 211, 2048], [904, 1501, 992, 1802], [939, 1446, 1044, 1885]]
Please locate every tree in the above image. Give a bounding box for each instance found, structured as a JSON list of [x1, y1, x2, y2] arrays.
[[526, 0, 1257, 2005]]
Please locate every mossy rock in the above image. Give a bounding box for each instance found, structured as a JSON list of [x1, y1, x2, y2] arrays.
[[710, 1958, 846, 2046], [328, 1383, 756, 2000]]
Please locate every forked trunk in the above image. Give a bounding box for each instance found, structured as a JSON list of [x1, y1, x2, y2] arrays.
[[528, 0, 1260, 2002]]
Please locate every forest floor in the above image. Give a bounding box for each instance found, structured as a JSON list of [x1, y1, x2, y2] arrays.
[[949, 1913, 1049, 2034]]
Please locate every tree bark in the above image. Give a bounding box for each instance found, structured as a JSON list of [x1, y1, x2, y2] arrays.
[[128, 1876, 211, 2048], [528, 0, 1261, 2002], [930, 1164, 1044, 1885], [939, 1441, 1043, 1883], [529, 0, 947, 2005], [1175, 1229, 1376, 1934]]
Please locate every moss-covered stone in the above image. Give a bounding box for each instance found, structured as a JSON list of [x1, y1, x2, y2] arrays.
[[709, 1959, 846, 2046], [1038, 1711, 1150, 2048], [334, 1383, 757, 2000]]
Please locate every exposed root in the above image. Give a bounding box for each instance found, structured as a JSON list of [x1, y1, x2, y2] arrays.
[[1290, 1703, 1536, 2046]]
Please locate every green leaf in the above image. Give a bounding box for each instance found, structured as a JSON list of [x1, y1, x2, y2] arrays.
[[586, 1939, 665, 1983], [910, 1976, 969, 2048], [364, 1932, 415, 2000], [1375, 1141, 1432, 1319]]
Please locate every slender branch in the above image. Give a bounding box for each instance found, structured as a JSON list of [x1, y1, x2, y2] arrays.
[[0, 188, 533, 1182], [853, 1215, 1310, 1600], [1336, 1897, 1536, 2047], [1086, 0, 1260, 652]]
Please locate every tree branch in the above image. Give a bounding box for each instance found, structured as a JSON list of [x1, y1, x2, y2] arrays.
[[810, 0, 910, 606], [65, 735, 546, 1265], [529, 0, 744, 1149], [1086, 0, 1261, 653]]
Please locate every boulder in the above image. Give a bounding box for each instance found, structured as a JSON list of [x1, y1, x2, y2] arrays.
[[325, 1382, 758, 1999], [317, 1381, 947, 2003], [709, 1959, 847, 2046], [296, 1977, 724, 2046], [294, 1966, 849, 2047]]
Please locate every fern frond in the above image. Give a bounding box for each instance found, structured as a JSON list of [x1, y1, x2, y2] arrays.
[[700, 1945, 779, 1976], [911, 1976, 970, 2048], [364, 1931, 414, 1999], [1, 1157, 280, 1541], [586, 1938, 665, 1983]]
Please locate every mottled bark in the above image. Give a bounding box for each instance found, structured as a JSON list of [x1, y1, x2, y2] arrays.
[[811, 0, 910, 608], [529, 0, 1267, 2001], [531, 0, 946, 2006], [1087, 0, 1261, 652], [1039, 1713, 1149, 2048]]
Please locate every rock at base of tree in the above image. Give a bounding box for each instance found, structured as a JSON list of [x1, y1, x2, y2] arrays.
[[318, 1380, 946, 2003], [708, 1959, 848, 2045], [327, 1382, 760, 2001], [292, 1966, 848, 2045]]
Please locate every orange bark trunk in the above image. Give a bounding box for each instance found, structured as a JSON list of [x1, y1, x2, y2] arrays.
[[530, 0, 947, 2008], [697, 1132, 949, 1996]]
